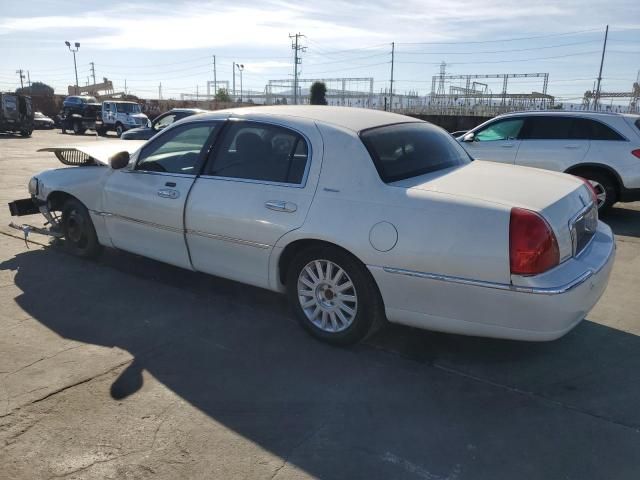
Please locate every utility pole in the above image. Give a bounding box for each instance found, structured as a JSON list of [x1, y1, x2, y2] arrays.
[[289, 33, 305, 105], [27, 70, 31, 89], [594, 25, 609, 110], [16, 69, 25, 89], [90, 62, 96, 85], [65, 41, 80, 94], [124, 79, 127, 96], [159, 82, 162, 100], [212, 55, 217, 97], [389, 42, 395, 111], [233, 61, 236, 99]]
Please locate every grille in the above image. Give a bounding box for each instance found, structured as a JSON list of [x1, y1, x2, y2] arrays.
[[54, 149, 96, 166], [571, 203, 598, 257]]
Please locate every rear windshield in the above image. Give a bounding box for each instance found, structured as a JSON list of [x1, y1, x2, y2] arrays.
[[360, 122, 470, 183]]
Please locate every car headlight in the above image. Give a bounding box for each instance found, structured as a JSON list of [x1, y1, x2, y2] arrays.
[[28, 177, 39, 195]]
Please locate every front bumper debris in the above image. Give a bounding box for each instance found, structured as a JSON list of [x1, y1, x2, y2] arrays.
[[8, 197, 63, 246]]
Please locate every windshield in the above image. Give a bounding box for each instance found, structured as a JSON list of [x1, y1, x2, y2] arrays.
[[360, 122, 471, 183], [81, 97, 98, 104], [116, 103, 141, 114]]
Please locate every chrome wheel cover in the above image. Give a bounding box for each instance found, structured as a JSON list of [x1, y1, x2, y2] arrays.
[[588, 180, 607, 209], [297, 259, 358, 333]]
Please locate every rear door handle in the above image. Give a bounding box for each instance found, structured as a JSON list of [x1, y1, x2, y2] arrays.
[[157, 188, 180, 199], [501, 143, 514, 148], [564, 144, 580, 149], [265, 200, 297, 213]]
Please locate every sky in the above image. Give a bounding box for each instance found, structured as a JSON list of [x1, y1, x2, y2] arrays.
[[0, 0, 639, 104]]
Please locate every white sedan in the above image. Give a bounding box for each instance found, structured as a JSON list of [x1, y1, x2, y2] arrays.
[[9, 106, 615, 345]]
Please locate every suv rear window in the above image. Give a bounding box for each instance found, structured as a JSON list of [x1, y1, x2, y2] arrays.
[[361, 122, 470, 183]]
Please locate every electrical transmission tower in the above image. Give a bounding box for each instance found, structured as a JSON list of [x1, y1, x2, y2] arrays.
[[90, 62, 96, 85], [16, 69, 25, 89], [289, 33, 306, 104]]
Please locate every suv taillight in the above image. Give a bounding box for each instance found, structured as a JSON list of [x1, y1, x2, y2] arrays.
[[631, 149, 640, 159], [509, 208, 560, 275]]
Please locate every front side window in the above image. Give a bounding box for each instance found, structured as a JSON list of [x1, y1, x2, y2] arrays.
[[474, 118, 524, 141], [136, 122, 217, 174], [361, 122, 470, 183], [207, 121, 309, 185]]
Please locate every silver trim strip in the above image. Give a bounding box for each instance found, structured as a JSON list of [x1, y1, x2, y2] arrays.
[[381, 267, 594, 295], [186, 229, 271, 249], [91, 210, 271, 249]]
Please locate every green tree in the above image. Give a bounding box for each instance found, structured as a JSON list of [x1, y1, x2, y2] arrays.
[[215, 88, 231, 102], [309, 81, 328, 105], [16, 81, 54, 96]]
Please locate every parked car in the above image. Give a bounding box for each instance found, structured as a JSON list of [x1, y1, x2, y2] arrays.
[[33, 111, 55, 129], [458, 111, 640, 212], [0, 92, 33, 136], [121, 108, 207, 140], [97, 100, 149, 137], [9, 106, 614, 345], [60, 95, 102, 135]]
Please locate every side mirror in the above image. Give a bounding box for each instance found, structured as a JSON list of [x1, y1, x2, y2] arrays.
[[462, 132, 475, 142], [109, 151, 130, 169]]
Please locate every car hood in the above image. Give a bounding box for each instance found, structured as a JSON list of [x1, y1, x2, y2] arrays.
[[38, 140, 146, 166], [391, 160, 589, 212]]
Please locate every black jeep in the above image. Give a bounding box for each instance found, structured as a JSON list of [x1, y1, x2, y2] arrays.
[[60, 95, 102, 135]]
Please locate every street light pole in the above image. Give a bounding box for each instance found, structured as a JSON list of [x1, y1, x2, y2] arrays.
[[65, 41, 81, 94], [236, 64, 244, 103]]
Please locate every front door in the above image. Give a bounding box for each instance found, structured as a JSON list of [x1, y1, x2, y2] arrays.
[[463, 117, 525, 164], [185, 119, 322, 289], [103, 121, 220, 269]]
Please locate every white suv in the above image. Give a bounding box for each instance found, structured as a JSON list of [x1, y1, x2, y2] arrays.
[[458, 111, 640, 212]]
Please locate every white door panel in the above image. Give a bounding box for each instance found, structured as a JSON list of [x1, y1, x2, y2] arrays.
[[515, 140, 590, 171], [186, 179, 316, 288], [185, 119, 323, 289], [103, 171, 194, 269]]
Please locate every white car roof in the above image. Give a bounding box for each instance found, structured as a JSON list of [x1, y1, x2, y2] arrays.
[[497, 110, 639, 120], [198, 106, 418, 132]]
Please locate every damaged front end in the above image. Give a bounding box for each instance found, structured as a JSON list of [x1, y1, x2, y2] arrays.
[[8, 181, 64, 245]]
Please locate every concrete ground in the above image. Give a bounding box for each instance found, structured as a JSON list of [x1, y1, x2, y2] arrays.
[[1, 129, 639, 479]]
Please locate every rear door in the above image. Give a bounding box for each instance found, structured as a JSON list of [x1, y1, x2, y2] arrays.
[[103, 121, 221, 269], [462, 117, 525, 163], [515, 116, 590, 171], [185, 118, 323, 289]]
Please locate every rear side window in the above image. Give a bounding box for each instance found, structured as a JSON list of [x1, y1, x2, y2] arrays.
[[360, 122, 470, 183], [474, 118, 524, 141], [207, 121, 309, 185], [522, 116, 573, 139], [588, 120, 625, 140]]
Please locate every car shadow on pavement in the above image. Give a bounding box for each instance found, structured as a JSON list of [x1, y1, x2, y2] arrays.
[[2, 245, 640, 479], [605, 205, 640, 238]]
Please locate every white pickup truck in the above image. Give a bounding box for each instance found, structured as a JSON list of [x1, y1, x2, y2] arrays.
[[96, 101, 148, 137]]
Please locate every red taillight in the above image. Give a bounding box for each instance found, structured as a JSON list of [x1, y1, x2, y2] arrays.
[[632, 149, 640, 159], [509, 208, 560, 275]]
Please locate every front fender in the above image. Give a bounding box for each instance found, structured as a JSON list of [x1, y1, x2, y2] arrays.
[[34, 166, 111, 213]]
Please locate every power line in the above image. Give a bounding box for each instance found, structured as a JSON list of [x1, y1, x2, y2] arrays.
[[396, 50, 601, 65], [395, 39, 602, 55], [396, 28, 602, 45]]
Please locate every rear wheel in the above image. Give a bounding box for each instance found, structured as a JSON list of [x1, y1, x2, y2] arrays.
[[61, 198, 102, 258], [20, 128, 32, 137], [286, 246, 384, 345], [581, 170, 617, 214], [115, 123, 124, 137]]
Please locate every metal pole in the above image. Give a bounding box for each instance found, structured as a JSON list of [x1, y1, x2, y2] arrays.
[[594, 25, 609, 110], [72, 51, 79, 94], [389, 42, 395, 111], [240, 69, 243, 103], [233, 62, 236, 99], [213, 55, 217, 97], [293, 34, 299, 104], [27, 71, 31, 89], [16, 69, 24, 89]]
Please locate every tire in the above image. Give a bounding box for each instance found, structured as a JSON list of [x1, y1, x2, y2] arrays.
[[20, 129, 32, 137], [73, 120, 85, 135], [96, 127, 107, 136], [115, 123, 124, 137], [61, 198, 102, 259], [286, 246, 384, 345], [582, 170, 617, 214]]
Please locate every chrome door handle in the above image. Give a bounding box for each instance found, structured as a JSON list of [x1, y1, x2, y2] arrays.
[[501, 143, 514, 148], [265, 200, 297, 213], [157, 188, 180, 199], [564, 144, 580, 149]]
